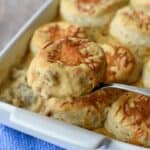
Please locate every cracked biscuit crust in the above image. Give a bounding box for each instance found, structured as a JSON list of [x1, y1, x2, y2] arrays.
[[105, 92, 150, 147], [101, 43, 142, 83], [30, 21, 92, 55], [27, 37, 106, 98]]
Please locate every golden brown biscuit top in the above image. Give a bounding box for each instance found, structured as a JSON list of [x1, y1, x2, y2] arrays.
[[43, 38, 85, 66], [41, 38, 104, 72], [124, 9, 150, 30], [103, 44, 136, 82], [39, 24, 86, 43], [77, 0, 99, 14], [116, 93, 150, 128]]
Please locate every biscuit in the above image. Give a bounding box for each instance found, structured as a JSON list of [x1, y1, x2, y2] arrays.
[[105, 92, 150, 147], [130, 0, 150, 14], [109, 6, 150, 59], [60, 0, 128, 28], [30, 21, 94, 55], [137, 48, 150, 63], [40, 89, 123, 129], [142, 60, 150, 88], [27, 37, 106, 98], [101, 43, 142, 83]]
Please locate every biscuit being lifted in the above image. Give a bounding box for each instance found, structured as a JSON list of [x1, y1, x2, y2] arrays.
[[110, 6, 150, 59], [101, 43, 142, 83], [27, 37, 106, 98], [105, 92, 150, 147], [60, 0, 128, 28], [40, 88, 123, 129], [30, 21, 95, 55]]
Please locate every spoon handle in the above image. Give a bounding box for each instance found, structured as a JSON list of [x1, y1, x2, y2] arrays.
[[101, 83, 150, 97]]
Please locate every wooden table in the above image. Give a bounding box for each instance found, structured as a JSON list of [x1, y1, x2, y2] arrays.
[[0, 0, 46, 50]]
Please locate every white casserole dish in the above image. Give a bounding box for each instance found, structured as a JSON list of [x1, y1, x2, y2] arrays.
[[0, 0, 149, 150]]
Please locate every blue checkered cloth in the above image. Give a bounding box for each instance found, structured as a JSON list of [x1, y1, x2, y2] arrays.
[[0, 124, 65, 150]]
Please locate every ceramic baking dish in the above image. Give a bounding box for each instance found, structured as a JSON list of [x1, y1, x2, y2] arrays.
[[0, 0, 149, 150]]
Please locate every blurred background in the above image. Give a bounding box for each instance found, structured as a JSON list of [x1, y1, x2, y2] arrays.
[[0, 0, 46, 50]]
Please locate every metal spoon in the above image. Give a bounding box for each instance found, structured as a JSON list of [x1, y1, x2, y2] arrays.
[[93, 83, 150, 97]]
